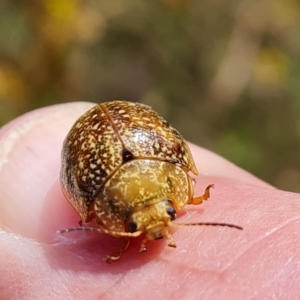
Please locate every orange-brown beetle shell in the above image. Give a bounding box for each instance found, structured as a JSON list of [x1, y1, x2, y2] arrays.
[[60, 101, 198, 222]]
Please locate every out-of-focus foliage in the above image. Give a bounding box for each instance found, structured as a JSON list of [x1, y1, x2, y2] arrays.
[[0, 0, 300, 192]]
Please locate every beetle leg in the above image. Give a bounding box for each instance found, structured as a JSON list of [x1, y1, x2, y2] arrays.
[[106, 238, 130, 263], [189, 184, 214, 205], [139, 238, 148, 253], [139, 233, 177, 253], [79, 211, 95, 226], [166, 232, 177, 248]]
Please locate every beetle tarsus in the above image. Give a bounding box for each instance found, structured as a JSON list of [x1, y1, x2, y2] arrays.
[[167, 233, 177, 248], [106, 238, 130, 263], [139, 238, 148, 253], [190, 184, 214, 205]]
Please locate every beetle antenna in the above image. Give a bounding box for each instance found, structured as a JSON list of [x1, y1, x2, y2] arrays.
[[57, 227, 143, 237], [169, 222, 243, 230]]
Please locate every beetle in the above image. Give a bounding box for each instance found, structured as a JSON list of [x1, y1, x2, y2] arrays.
[[59, 100, 242, 262]]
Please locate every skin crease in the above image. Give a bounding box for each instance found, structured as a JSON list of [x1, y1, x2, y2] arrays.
[[0, 103, 300, 300]]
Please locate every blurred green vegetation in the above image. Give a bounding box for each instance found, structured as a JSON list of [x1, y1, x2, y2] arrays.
[[0, 0, 300, 192]]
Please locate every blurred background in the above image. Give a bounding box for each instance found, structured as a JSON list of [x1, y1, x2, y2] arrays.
[[0, 0, 300, 192]]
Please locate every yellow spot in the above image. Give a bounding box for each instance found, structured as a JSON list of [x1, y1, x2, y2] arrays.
[[254, 47, 289, 85], [89, 142, 96, 149], [0, 66, 28, 103], [45, 0, 77, 22]]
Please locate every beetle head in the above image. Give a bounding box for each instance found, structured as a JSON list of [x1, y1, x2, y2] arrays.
[[126, 199, 176, 242]]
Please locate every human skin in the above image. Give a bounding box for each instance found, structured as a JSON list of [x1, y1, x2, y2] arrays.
[[0, 102, 299, 300]]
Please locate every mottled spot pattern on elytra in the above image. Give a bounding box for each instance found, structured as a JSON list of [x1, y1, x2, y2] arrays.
[[105, 101, 198, 175], [60, 105, 123, 221], [60, 100, 198, 224]]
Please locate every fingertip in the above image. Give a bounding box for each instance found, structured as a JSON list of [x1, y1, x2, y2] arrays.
[[0, 102, 95, 240], [189, 143, 273, 189]]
